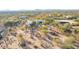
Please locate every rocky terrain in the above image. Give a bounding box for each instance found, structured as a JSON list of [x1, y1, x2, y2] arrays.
[[0, 10, 79, 49]]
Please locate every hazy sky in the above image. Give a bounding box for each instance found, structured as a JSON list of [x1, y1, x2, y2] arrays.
[[0, 0, 79, 10]]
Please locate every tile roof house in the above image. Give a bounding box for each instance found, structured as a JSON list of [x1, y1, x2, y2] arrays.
[[19, 16, 28, 19]]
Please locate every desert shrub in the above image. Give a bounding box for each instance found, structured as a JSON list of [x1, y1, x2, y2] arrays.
[[17, 34, 24, 41], [19, 25, 26, 31], [74, 19, 79, 22], [39, 25, 48, 34], [74, 29, 79, 34], [44, 18, 55, 25], [61, 36, 76, 49], [62, 44, 75, 49], [58, 23, 72, 33], [4, 20, 20, 27], [53, 37, 62, 44]]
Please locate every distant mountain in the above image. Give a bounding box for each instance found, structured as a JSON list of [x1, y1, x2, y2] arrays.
[[0, 9, 79, 15]]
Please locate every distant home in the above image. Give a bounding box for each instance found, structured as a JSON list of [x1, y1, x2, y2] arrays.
[[65, 15, 77, 19], [26, 20, 45, 27], [19, 16, 28, 19], [35, 20, 45, 24]]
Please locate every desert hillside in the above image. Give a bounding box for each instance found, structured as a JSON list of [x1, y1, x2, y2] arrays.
[[0, 10, 79, 49]]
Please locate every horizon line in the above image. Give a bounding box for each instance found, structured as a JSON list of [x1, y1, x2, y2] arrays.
[[1, 9, 79, 11]]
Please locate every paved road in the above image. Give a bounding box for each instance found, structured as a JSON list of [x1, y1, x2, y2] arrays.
[[55, 20, 75, 24]]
